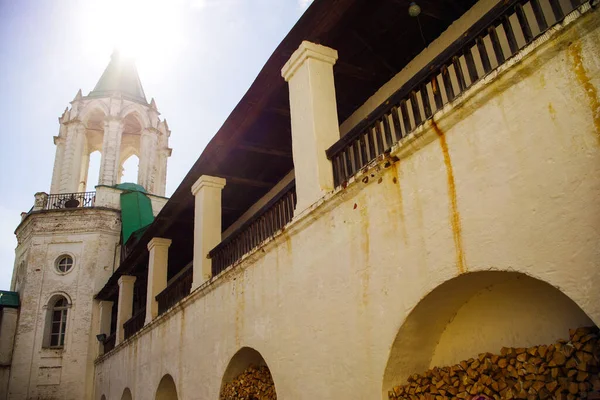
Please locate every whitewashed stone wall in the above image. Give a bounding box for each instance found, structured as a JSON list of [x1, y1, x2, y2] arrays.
[[94, 6, 600, 400]]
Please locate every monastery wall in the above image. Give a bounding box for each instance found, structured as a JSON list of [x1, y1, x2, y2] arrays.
[[94, 6, 600, 400]]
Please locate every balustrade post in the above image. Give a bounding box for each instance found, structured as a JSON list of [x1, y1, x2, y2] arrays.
[[282, 41, 340, 215], [145, 237, 172, 324], [116, 275, 136, 345], [98, 300, 113, 355], [191, 175, 226, 290], [33, 192, 48, 211]]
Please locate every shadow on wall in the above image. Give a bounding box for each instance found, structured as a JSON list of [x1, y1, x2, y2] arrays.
[[156, 374, 178, 400], [382, 271, 596, 398]]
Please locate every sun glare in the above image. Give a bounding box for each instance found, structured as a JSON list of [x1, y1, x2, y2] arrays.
[[79, 0, 187, 76]]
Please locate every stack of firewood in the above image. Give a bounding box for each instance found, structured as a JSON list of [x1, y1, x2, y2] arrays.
[[389, 327, 600, 400], [221, 365, 277, 400]]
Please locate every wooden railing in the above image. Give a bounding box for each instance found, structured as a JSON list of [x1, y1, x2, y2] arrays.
[[103, 333, 116, 354], [156, 267, 193, 315], [209, 181, 297, 277], [45, 191, 96, 210], [123, 308, 146, 340], [326, 0, 585, 186]]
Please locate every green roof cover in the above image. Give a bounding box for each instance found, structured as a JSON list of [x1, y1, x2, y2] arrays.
[[116, 182, 147, 193], [0, 291, 19, 308], [119, 183, 154, 244]]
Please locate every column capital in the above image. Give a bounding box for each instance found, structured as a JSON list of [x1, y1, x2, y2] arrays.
[[191, 175, 226, 196], [147, 237, 172, 251], [282, 41, 338, 82], [118, 275, 136, 286]]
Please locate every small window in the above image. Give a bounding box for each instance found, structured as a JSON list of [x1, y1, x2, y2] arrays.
[[49, 297, 68, 347], [56, 255, 73, 273]]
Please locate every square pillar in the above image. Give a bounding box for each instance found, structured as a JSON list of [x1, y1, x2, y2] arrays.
[[98, 300, 113, 355], [145, 237, 172, 323], [282, 41, 340, 214], [0, 308, 18, 365], [191, 175, 226, 290], [116, 275, 136, 345]]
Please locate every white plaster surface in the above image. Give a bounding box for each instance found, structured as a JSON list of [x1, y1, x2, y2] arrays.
[[94, 8, 600, 400]]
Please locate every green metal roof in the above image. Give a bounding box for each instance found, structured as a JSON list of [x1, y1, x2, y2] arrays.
[[0, 291, 19, 308], [115, 182, 147, 193], [87, 51, 147, 104], [120, 190, 154, 244]]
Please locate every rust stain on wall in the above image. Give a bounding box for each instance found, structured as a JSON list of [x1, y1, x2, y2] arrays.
[[391, 163, 409, 245], [548, 103, 557, 122], [358, 195, 371, 307], [432, 120, 466, 274], [569, 42, 600, 145], [234, 274, 246, 347]]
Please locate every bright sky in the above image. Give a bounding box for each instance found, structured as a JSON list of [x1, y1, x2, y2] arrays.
[[0, 0, 313, 290]]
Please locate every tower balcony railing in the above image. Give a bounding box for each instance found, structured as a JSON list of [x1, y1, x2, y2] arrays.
[[44, 191, 96, 210], [326, 0, 586, 187]]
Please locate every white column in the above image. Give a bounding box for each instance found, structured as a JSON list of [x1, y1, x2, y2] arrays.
[[138, 129, 158, 192], [59, 121, 86, 193], [98, 117, 124, 187], [191, 175, 226, 290], [155, 148, 171, 197], [50, 136, 65, 194], [116, 275, 136, 345], [145, 237, 171, 324], [281, 41, 340, 214], [98, 300, 113, 355]]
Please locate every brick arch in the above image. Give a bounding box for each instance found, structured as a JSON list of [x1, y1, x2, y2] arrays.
[[220, 347, 277, 399], [381, 271, 596, 399], [121, 387, 133, 400], [155, 374, 178, 400]]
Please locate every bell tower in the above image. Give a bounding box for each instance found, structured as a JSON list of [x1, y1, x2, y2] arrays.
[[50, 50, 171, 197], [3, 52, 171, 400]]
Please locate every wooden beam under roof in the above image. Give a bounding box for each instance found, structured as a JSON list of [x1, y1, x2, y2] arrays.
[[237, 142, 291, 157], [220, 175, 275, 188]]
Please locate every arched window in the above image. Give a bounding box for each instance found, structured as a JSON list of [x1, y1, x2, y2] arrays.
[[44, 295, 70, 348]]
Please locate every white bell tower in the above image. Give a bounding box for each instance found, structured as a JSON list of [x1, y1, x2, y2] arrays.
[[3, 52, 171, 400], [50, 50, 171, 196]]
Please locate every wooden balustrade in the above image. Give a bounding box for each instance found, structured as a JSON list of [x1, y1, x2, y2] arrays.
[[156, 267, 193, 315], [123, 308, 146, 340], [326, 0, 585, 186], [209, 182, 296, 277]]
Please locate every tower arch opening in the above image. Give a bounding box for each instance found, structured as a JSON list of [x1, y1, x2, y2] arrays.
[[120, 154, 140, 185], [220, 347, 277, 399], [382, 271, 597, 399], [155, 374, 178, 400]]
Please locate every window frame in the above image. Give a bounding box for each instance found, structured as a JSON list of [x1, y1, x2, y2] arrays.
[[42, 294, 71, 350], [54, 254, 74, 275]]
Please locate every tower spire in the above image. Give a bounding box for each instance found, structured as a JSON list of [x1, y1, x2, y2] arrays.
[[88, 50, 147, 104]]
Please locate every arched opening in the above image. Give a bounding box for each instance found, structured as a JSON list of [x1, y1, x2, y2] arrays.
[[121, 387, 133, 400], [86, 151, 102, 190], [220, 347, 277, 399], [120, 154, 139, 184], [383, 272, 598, 399], [100, 395, 106, 400], [155, 374, 178, 400]]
